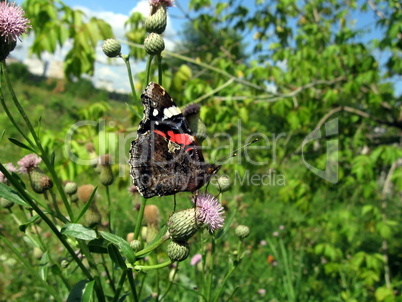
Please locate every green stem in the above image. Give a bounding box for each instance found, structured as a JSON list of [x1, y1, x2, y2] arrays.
[[127, 269, 139, 302], [112, 270, 127, 302], [211, 264, 237, 302], [157, 54, 163, 85], [134, 197, 147, 240], [105, 185, 112, 231], [136, 233, 169, 256], [145, 55, 154, 84], [1, 61, 74, 221], [120, 54, 137, 102], [134, 260, 172, 271]]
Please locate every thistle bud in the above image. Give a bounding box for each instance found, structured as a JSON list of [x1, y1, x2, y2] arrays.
[[77, 184, 96, 203], [102, 39, 122, 58], [28, 167, 53, 194], [130, 239, 143, 252], [86, 205, 102, 228], [145, 6, 167, 34], [235, 225, 250, 239], [99, 154, 114, 186], [167, 209, 201, 241], [167, 241, 190, 262], [216, 176, 231, 192], [144, 33, 165, 55], [64, 181, 78, 195], [0, 197, 14, 209], [61, 259, 70, 268]]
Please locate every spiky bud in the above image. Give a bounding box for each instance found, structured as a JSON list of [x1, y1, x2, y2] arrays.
[[77, 184, 95, 203], [235, 225, 250, 239], [130, 239, 143, 252], [167, 208, 201, 241], [28, 167, 53, 194], [145, 6, 167, 34], [99, 165, 114, 186], [64, 182, 78, 195], [167, 241, 190, 262], [86, 205, 102, 228], [0, 197, 14, 209], [144, 33, 165, 55], [102, 39, 121, 58]]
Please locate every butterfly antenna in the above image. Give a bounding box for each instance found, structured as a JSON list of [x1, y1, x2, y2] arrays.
[[215, 138, 259, 164]]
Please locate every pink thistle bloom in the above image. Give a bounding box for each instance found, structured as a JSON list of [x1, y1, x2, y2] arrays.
[[149, 0, 174, 7], [0, 163, 17, 183], [260, 240, 267, 246], [272, 231, 279, 237], [0, 2, 31, 43], [192, 194, 225, 232], [17, 154, 42, 174], [190, 253, 202, 266], [257, 289, 266, 295]]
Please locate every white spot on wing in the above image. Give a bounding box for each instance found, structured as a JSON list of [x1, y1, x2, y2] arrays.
[[163, 106, 181, 119], [153, 109, 159, 116]]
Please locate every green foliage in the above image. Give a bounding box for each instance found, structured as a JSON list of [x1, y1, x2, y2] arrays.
[[1, 0, 401, 301]]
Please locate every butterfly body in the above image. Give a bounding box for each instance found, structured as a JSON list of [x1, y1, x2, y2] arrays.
[[129, 82, 220, 198]]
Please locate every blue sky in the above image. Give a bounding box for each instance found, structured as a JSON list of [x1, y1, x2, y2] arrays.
[[12, 0, 401, 95]]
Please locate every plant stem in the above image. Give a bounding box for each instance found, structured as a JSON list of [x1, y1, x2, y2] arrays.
[[127, 268, 139, 302], [134, 260, 172, 271], [134, 197, 147, 240], [112, 270, 127, 302], [120, 54, 137, 103], [145, 55, 154, 84], [157, 54, 163, 85]]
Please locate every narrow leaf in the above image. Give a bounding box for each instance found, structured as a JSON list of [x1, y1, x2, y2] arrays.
[[0, 182, 28, 207], [67, 280, 88, 302], [107, 243, 127, 269], [75, 186, 98, 223], [8, 137, 36, 152], [82, 280, 95, 302], [19, 214, 42, 232]]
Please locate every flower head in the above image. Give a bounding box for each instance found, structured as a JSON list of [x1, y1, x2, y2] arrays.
[[0, 163, 16, 184], [17, 154, 42, 174], [190, 253, 202, 266], [149, 0, 174, 8], [192, 194, 225, 232], [0, 2, 31, 43]]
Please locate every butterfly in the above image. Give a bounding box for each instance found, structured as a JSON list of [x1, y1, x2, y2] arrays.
[[129, 82, 220, 198]]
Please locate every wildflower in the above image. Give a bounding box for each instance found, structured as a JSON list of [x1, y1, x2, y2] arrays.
[[279, 225, 285, 230], [260, 240, 267, 246], [149, 0, 174, 8], [272, 231, 279, 237], [0, 163, 16, 184], [17, 154, 41, 174], [190, 253, 202, 266], [167, 194, 224, 241], [192, 194, 224, 232], [257, 289, 266, 295], [0, 2, 31, 60]]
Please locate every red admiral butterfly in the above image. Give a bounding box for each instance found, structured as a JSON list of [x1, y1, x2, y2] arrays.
[[129, 82, 221, 198]]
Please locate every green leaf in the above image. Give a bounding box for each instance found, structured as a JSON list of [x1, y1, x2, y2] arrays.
[[75, 186, 97, 223], [61, 223, 97, 241], [39, 251, 49, 281], [67, 280, 89, 302], [19, 214, 42, 232], [107, 243, 127, 269], [88, 238, 108, 254], [0, 183, 28, 207], [82, 280, 95, 302], [8, 137, 36, 152], [100, 231, 136, 264]]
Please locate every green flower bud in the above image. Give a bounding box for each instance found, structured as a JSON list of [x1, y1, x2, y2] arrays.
[[167, 241, 190, 262], [130, 239, 143, 252], [70, 193, 79, 203], [144, 33, 165, 55], [28, 167, 53, 194], [61, 259, 70, 268], [145, 6, 167, 34], [64, 182, 78, 195], [86, 205, 102, 228], [0, 197, 14, 209], [33, 247, 44, 260], [217, 176, 231, 192], [235, 225, 250, 239], [102, 39, 122, 57], [167, 208, 201, 241], [100, 165, 114, 186]]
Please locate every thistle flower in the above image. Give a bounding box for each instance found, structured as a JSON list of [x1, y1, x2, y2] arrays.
[[0, 2, 31, 60], [192, 194, 225, 232], [149, 0, 174, 8], [167, 194, 225, 241], [0, 163, 16, 184], [17, 154, 41, 174], [190, 253, 202, 266]]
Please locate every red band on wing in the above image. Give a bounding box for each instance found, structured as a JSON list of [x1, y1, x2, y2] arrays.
[[153, 130, 194, 146]]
